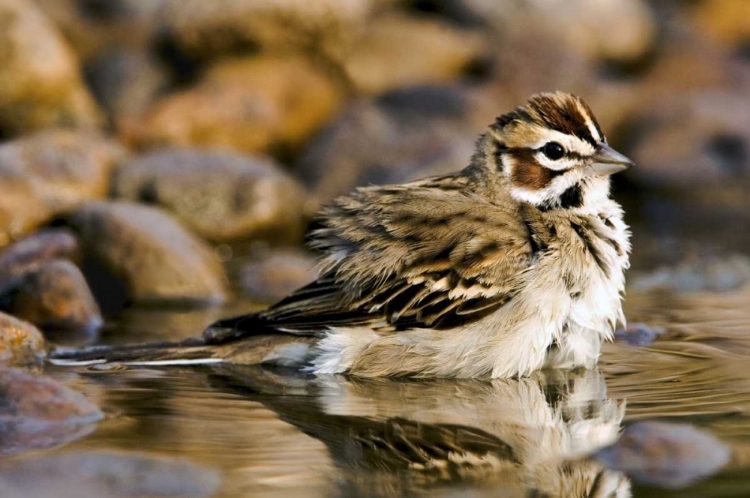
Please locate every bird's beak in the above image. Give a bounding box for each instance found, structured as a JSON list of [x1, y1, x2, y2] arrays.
[[590, 143, 634, 176]]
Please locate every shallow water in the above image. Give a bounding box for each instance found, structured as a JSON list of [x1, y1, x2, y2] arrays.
[[22, 285, 749, 498], [14, 216, 750, 497]]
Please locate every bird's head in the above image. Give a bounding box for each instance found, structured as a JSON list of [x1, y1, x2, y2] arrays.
[[477, 92, 633, 211]]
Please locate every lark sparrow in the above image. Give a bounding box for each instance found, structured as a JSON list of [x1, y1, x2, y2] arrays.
[[51, 92, 632, 378]]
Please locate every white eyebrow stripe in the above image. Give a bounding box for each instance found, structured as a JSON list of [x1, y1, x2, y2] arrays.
[[575, 99, 602, 143]]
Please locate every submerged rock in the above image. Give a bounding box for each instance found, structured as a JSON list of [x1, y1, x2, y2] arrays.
[[0, 130, 127, 242], [125, 55, 344, 156], [0, 313, 46, 365], [0, 0, 101, 135], [595, 421, 731, 488], [66, 201, 227, 309], [0, 450, 221, 497], [0, 367, 102, 455], [114, 148, 307, 243], [7, 260, 102, 338], [614, 323, 665, 347]]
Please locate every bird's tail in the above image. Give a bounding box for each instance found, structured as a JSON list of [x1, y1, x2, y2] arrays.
[[47, 338, 223, 367]]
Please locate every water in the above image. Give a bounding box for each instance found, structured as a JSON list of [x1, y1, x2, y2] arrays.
[[17, 216, 750, 497]]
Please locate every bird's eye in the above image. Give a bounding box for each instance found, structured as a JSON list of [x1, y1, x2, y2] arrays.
[[542, 142, 565, 160]]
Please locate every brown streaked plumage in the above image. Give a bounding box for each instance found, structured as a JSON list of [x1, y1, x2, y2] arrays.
[[50, 92, 634, 379]]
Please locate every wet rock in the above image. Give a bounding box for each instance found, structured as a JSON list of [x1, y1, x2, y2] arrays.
[[297, 85, 490, 204], [0, 450, 221, 497], [0, 130, 127, 242], [0, 229, 80, 295], [446, 0, 656, 63], [0, 0, 102, 135], [66, 201, 227, 308], [7, 260, 103, 338], [125, 55, 344, 156], [158, 0, 373, 62], [343, 14, 486, 95], [614, 323, 665, 347], [85, 48, 169, 124], [630, 254, 750, 293], [0, 313, 45, 365], [595, 421, 731, 488], [0, 367, 102, 455], [114, 148, 307, 243], [236, 248, 318, 302]]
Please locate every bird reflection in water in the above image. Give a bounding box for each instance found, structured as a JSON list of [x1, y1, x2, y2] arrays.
[[205, 367, 630, 497]]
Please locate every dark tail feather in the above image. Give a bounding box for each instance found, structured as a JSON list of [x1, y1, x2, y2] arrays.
[[202, 313, 266, 344], [48, 338, 222, 366]]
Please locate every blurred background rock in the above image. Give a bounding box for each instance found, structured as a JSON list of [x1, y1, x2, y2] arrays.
[[0, 0, 747, 347]]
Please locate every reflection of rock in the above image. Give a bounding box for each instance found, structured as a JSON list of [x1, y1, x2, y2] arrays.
[[0, 367, 102, 455], [0, 450, 221, 498], [0, 130, 126, 242], [6, 260, 103, 338], [65, 201, 227, 310], [125, 55, 344, 156], [114, 148, 307, 243], [206, 366, 630, 496], [343, 14, 486, 95], [0, 0, 101, 135], [595, 421, 730, 489], [0, 312, 46, 365]]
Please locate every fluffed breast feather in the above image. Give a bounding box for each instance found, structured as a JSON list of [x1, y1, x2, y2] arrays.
[[253, 176, 536, 334]]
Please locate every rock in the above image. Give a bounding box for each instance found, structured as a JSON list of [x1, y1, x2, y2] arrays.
[[595, 421, 731, 488], [689, 0, 750, 49], [629, 254, 750, 293], [342, 14, 486, 95], [626, 91, 750, 187], [158, 0, 373, 62], [0, 0, 102, 135], [0, 451, 221, 497], [7, 260, 102, 338], [0, 229, 80, 295], [84, 48, 169, 124], [297, 85, 489, 204], [236, 248, 318, 302], [0, 313, 45, 365], [0, 130, 127, 242], [125, 55, 344, 156], [35, 0, 166, 60], [66, 201, 227, 308], [447, 0, 657, 64], [0, 367, 102, 455], [113, 148, 307, 243], [614, 323, 665, 347]]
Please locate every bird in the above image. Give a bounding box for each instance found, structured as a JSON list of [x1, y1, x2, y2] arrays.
[[50, 91, 633, 378]]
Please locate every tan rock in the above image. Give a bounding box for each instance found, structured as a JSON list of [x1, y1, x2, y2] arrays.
[[114, 148, 307, 243], [237, 248, 318, 302], [66, 201, 227, 307], [0, 312, 45, 365], [0, 130, 127, 243], [343, 14, 486, 94], [690, 0, 750, 49], [0, 0, 101, 135], [125, 55, 344, 156]]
